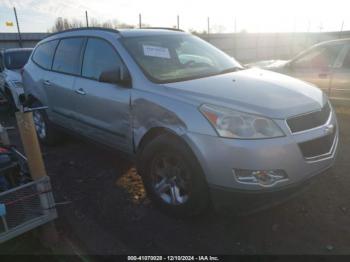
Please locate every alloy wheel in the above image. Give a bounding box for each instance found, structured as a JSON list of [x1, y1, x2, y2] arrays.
[[150, 153, 191, 205], [33, 111, 46, 139]]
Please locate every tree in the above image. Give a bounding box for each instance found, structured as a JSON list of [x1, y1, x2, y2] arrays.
[[50, 17, 83, 32], [189, 28, 207, 35], [50, 17, 136, 32]]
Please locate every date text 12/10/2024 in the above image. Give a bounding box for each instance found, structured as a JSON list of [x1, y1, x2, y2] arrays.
[[127, 256, 220, 261]]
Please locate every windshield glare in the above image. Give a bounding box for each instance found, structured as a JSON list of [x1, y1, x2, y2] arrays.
[[121, 34, 242, 83], [4, 50, 32, 70]]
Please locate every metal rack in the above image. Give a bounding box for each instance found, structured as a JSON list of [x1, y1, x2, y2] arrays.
[[0, 176, 57, 243]]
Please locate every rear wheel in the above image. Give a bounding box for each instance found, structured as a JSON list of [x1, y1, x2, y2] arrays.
[[138, 134, 210, 217], [32, 101, 61, 145]]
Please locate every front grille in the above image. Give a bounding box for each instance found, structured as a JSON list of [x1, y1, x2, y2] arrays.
[[287, 103, 331, 133], [298, 126, 336, 158]]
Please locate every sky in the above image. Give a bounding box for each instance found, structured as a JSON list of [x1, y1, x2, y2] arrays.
[[0, 0, 349, 33]]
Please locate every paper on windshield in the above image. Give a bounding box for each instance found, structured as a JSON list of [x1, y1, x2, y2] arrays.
[[143, 45, 171, 59]]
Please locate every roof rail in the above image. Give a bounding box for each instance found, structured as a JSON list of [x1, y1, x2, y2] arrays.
[[140, 27, 184, 32], [47, 27, 120, 38]]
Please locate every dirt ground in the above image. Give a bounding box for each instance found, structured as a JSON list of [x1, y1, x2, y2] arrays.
[[1, 108, 349, 255]]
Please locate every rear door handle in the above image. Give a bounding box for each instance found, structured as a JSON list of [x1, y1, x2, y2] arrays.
[[43, 80, 51, 86], [75, 88, 86, 95]]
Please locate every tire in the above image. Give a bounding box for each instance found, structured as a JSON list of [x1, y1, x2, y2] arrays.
[[138, 134, 210, 217], [31, 101, 61, 145]]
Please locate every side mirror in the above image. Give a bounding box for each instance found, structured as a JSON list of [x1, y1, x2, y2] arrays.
[[99, 67, 131, 87]]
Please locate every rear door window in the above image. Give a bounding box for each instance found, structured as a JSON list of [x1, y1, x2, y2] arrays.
[[82, 38, 123, 80], [52, 38, 85, 75], [32, 40, 59, 70]]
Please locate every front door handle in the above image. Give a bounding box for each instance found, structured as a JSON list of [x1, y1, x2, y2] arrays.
[[319, 73, 328, 79], [75, 88, 86, 95]]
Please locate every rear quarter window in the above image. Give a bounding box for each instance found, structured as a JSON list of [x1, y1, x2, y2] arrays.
[[32, 40, 59, 69]]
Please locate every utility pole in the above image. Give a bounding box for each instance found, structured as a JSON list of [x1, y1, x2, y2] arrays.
[[177, 15, 180, 29], [13, 7, 22, 48], [234, 17, 237, 33], [207, 17, 210, 34], [293, 17, 296, 33], [318, 22, 323, 32], [139, 13, 142, 28], [85, 10, 89, 27], [339, 20, 344, 38]]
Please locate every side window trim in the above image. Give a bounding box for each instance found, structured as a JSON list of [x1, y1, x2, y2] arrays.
[[32, 35, 131, 82], [80, 36, 130, 82], [50, 39, 61, 70], [80, 37, 89, 77]]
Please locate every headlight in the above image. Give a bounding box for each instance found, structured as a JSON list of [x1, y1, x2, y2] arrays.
[[9, 81, 23, 89], [200, 104, 284, 139]]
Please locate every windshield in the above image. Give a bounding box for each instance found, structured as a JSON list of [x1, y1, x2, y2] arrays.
[[4, 50, 32, 70], [121, 34, 242, 83]]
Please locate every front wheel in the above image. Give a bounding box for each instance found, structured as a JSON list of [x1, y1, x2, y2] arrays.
[[138, 134, 210, 217]]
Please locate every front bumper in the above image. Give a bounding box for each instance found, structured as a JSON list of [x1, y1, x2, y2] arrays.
[[209, 166, 331, 214], [184, 108, 338, 208]]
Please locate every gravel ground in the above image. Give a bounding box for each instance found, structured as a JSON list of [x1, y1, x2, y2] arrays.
[[1, 108, 349, 255]]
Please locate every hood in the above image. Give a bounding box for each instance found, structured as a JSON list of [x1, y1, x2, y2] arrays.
[[162, 68, 327, 119]]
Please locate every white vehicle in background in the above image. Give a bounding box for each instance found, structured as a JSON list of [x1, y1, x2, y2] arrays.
[[0, 48, 33, 110]]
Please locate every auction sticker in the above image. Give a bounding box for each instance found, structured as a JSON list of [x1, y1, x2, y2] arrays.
[[143, 45, 171, 59]]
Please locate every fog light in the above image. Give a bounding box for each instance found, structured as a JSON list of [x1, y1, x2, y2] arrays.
[[233, 169, 288, 187]]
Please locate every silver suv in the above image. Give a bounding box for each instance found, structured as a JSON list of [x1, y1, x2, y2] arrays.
[[23, 28, 338, 216]]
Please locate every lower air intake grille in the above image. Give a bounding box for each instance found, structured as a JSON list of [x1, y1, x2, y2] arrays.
[[287, 103, 331, 133], [298, 126, 336, 158]]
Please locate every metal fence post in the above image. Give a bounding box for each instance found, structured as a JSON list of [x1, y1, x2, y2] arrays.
[[13, 7, 22, 48], [85, 11, 89, 27], [207, 17, 210, 34]]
